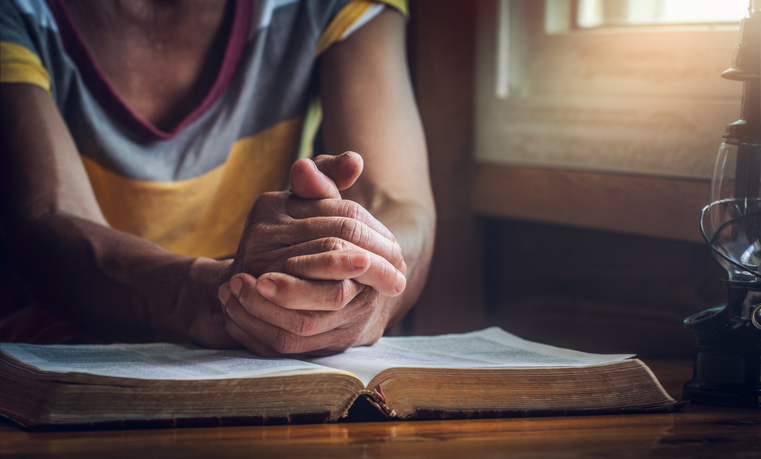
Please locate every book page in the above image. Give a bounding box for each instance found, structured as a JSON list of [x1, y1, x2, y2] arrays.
[[309, 327, 635, 386], [0, 343, 341, 381]]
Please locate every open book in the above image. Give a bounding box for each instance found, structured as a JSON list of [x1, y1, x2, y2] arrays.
[[0, 328, 677, 429]]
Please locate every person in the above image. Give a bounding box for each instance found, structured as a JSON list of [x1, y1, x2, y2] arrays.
[[0, 0, 435, 356]]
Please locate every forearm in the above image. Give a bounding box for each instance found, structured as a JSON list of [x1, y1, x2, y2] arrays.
[[370, 199, 435, 328], [2, 210, 230, 345], [0, 84, 234, 345], [318, 7, 436, 332]]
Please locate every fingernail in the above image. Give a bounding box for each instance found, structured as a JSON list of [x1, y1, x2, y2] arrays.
[[395, 271, 406, 294], [257, 277, 277, 299], [218, 284, 231, 305], [230, 276, 243, 297], [349, 251, 369, 269]]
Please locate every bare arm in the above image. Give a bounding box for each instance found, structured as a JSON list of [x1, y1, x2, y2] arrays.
[[0, 83, 404, 349], [0, 83, 230, 346], [320, 8, 435, 333]]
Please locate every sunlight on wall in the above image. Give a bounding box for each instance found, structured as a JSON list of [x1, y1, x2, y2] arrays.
[[477, 0, 743, 179], [578, 0, 749, 28]]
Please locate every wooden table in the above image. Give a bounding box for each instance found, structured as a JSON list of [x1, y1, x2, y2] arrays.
[[1, 360, 759, 458]]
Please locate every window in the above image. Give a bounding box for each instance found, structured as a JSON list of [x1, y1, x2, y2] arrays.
[[475, 0, 744, 180], [576, 0, 749, 28]]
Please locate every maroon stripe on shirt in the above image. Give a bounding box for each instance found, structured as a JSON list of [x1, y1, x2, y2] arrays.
[[45, 0, 253, 140]]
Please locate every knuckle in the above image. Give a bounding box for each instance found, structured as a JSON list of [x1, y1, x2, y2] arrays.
[[377, 259, 395, 283], [341, 200, 363, 221], [284, 256, 307, 278], [363, 292, 379, 311], [272, 328, 299, 355], [355, 287, 379, 312], [236, 285, 257, 314], [339, 218, 364, 246], [252, 192, 277, 213], [395, 252, 405, 270], [325, 251, 343, 273], [389, 245, 404, 270], [292, 312, 318, 336], [334, 280, 354, 309], [320, 237, 351, 253], [251, 192, 290, 224]]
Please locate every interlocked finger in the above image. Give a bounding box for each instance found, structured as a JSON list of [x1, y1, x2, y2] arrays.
[[288, 216, 404, 271], [282, 249, 405, 297], [255, 272, 364, 311], [220, 281, 375, 356], [286, 197, 397, 243]]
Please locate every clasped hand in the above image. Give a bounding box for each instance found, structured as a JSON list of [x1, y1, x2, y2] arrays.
[[217, 153, 406, 356]]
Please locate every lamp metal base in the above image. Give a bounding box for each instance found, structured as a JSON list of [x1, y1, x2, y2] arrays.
[[683, 345, 761, 408]]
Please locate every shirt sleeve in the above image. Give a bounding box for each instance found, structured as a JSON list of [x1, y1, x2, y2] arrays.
[[314, 0, 408, 57], [0, 0, 56, 92]]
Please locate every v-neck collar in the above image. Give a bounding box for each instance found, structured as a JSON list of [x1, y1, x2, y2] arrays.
[[46, 0, 253, 140]]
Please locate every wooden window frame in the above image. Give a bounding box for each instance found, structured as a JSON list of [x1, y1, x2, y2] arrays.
[[473, 0, 744, 242]]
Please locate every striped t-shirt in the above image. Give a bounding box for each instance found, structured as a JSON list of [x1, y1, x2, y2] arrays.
[[0, 0, 406, 259]]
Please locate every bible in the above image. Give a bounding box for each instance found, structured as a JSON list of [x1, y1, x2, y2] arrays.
[[0, 328, 677, 429]]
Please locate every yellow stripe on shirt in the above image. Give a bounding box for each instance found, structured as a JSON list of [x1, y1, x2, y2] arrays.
[[0, 42, 51, 91], [83, 117, 302, 259], [314, 0, 409, 57], [379, 0, 408, 17]]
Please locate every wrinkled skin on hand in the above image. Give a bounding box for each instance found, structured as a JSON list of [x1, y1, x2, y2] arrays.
[[217, 153, 407, 357]]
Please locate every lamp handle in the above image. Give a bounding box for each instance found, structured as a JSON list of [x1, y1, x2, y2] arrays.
[[700, 204, 761, 280]]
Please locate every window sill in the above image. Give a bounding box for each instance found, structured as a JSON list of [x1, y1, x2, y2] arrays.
[[470, 163, 710, 243]]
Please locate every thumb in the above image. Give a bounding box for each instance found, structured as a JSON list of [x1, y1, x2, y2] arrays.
[[313, 152, 363, 191], [289, 152, 363, 199], [289, 158, 341, 199]]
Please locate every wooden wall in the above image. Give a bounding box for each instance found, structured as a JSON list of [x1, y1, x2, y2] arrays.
[[482, 219, 726, 359], [406, 0, 727, 359]]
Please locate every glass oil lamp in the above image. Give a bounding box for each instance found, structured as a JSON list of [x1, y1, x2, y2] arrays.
[[683, 0, 761, 408]]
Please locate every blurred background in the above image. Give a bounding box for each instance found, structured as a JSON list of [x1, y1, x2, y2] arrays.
[[403, 0, 747, 359]]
